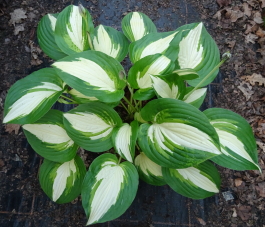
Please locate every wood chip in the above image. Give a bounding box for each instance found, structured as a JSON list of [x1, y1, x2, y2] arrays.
[[256, 182, 265, 197], [236, 205, 252, 221], [235, 178, 243, 187], [196, 217, 206, 225]]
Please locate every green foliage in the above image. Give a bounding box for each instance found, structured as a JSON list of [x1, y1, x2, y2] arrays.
[[3, 4, 259, 225]]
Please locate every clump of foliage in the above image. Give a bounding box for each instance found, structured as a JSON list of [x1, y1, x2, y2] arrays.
[[3, 4, 260, 225]]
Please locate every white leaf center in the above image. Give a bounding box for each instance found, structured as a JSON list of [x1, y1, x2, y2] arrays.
[[177, 167, 219, 193], [178, 23, 203, 69], [23, 124, 73, 147], [130, 12, 145, 41], [148, 123, 220, 154], [53, 57, 116, 91], [52, 159, 77, 201], [140, 31, 178, 59], [66, 5, 84, 51], [93, 25, 120, 59], [87, 162, 124, 225]]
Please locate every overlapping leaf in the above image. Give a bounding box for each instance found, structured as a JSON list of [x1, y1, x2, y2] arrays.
[[129, 30, 181, 64], [138, 98, 221, 169], [54, 5, 94, 55], [162, 161, 221, 199], [63, 103, 122, 152], [23, 110, 78, 163], [121, 12, 157, 42], [39, 155, 86, 204], [68, 88, 99, 104], [82, 154, 138, 225], [135, 152, 166, 186], [127, 54, 175, 100], [204, 108, 260, 171], [175, 22, 220, 87], [92, 25, 129, 62], [53, 50, 126, 103], [3, 68, 64, 124], [150, 73, 185, 99], [183, 87, 207, 108], [112, 121, 138, 162], [37, 13, 67, 60]]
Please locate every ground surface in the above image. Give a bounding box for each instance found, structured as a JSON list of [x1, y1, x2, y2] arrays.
[[0, 0, 265, 226]]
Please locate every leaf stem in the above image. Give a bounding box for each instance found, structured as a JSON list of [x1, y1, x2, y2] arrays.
[[123, 96, 137, 112], [60, 94, 77, 103], [120, 101, 130, 114], [117, 156, 122, 164]]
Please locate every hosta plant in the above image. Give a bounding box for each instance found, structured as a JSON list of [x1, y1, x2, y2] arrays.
[[3, 4, 260, 225]]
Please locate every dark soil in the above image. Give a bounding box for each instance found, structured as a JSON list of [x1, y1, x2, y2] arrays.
[[0, 0, 265, 226]]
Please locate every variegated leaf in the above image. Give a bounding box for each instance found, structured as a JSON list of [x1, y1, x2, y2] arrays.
[[135, 152, 166, 186], [92, 25, 129, 62], [204, 108, 260, 171], [54, 5, 94, 55], [175, 23, 220, 87], [53, 50, 126, 103], [23, 109, 78, 163], [3, 68, 64, 124], [150, 73, 185, 100], [138, 99, 221, 169], [112, 121, 138, 163], [121, 12, 157, 42], [183, 87, 207, 108], [172, 68, 199, 80], [81, 153, 138, 225], [68, 88, 99, 104], [37, 13, 67, 60], [129, 30, 181, 64], [63, 103, 122, 152], [162, 161, 221, 199], [39, 155, 86, 204], [127, 54, 175, 100]]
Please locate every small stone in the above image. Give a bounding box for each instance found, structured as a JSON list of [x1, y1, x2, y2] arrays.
[[222, 191, 234, 201]]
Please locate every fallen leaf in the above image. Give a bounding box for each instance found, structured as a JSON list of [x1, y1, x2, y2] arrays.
[[260, 0, 265, 8], [226, 40, 236, 49], [245, 33, 258, 43], [256, 27, 265, 37], [5, 124, 21, 134], [244, 21, 258, 34], [235, 178, 243, 187], [9, 8, 27, 26], [241, 73, 265, 86], [14, 24, 25, 35], [238, 81, 254, 100], [236, 205, 252, 221], [243, 3, 252, 17], [232, 208, 237, 217], [216, 0, 231, 7], [254, 11, 264, 24], [196, 217, 206, 225], [31, 59, 43, 66], [257, 141, 265, 153], [225, 8, 244, 22], [27, 12, 36, 22], [213, 10, 222, 20], [256, 182, 265, 197]]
